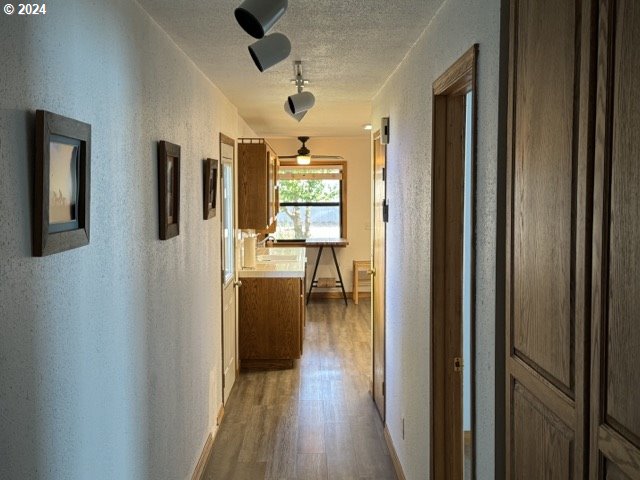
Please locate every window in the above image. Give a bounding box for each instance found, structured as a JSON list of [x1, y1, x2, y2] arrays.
[[275, 162, 346, 241]]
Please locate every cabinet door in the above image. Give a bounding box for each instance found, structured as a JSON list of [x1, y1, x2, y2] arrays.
[[238, 143, 269, 230], [239, 277, 301, 360], [589, 1, 640, 477]]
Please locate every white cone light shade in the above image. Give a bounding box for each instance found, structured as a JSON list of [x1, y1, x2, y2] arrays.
[[284, 100, 307, 122], [248, 33, 291, 72], [234, 0, 288, 39], [287, 91, 315, 115], [296, 155, 311, 165]]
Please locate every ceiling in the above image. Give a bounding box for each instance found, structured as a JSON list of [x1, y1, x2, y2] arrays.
[[138, 0, 443, 137]]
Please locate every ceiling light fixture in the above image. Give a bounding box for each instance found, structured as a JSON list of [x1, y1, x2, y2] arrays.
[[248, 33, 291, 72], [234, 0, 288, 39], [293, 137, 312, 165], [363, 124, 373, 131], [284, 100, 307, 122], [287, 61, 315, 117]]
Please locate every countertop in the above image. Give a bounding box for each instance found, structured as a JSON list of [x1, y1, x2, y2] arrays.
[[268, 238, 349, 248], [238, 247, 306, 279]]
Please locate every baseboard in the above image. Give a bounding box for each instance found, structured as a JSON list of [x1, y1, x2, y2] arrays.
[[384, 426, 406, 480], [216, 405, 225, 426], [191, 432, 213, 480], [308, 291, 371, 300]]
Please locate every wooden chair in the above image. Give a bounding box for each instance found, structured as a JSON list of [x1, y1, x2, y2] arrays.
[[352, 260, 371, 305]]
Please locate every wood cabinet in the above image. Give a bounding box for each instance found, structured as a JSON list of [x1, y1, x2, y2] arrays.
[[237, 138, 279, 231], [239, 277, 305, 369]]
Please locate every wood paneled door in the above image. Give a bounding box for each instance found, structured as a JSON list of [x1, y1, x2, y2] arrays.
[[590, 0, 640, 477], [504, 0, 597, 478], [372, 130, 386, 421]]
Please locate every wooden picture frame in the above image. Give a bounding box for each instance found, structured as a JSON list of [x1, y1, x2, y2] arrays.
[[203, 158, 218, 220], [34, 110, 91, 256], [158, 140, 181, 240]]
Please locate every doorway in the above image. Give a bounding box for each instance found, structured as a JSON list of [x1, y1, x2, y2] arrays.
[[220, 133, 237, 404], [430, 45, 477, 480], [372, 130, 387, 421]]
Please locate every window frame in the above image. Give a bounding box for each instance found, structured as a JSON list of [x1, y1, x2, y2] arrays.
[[275, 159, 348, 242]]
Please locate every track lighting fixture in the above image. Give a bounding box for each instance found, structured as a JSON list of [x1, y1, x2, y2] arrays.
[[234, 0, 288, 39], [288, 91, 315, 115], [284, 100, 307, 122], [248, 33, 291, 72], [286, 61, 315, 117]]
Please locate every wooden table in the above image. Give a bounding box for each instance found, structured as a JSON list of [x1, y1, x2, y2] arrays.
[[305, 238, 349, 306], [270, 238, 350, 305]]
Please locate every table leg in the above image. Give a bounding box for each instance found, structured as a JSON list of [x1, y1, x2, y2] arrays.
[[331, 246, 348, 306], [307, 246, 323, 305]]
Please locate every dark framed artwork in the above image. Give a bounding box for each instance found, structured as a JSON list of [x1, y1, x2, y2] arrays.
[[34, 110, 91, 256], [158, 141, 181, 240], [203, 158, 218, 220]]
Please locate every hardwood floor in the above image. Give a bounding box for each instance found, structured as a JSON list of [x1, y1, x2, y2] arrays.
[[204, 301, 396, 480]]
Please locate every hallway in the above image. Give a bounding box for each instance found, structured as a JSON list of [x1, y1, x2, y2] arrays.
[[204, 301, 396, 480]]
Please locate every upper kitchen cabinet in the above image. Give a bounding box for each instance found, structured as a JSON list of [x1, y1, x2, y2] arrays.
[[237, 138, 279, 231]]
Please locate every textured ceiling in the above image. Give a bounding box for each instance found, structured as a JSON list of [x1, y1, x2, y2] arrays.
[[138, 0, 444, 137]]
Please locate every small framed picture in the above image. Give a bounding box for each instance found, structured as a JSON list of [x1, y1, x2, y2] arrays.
[[34, 110, 91, 256], [203, 158, 218, 220], [158, 140, 181, 240]]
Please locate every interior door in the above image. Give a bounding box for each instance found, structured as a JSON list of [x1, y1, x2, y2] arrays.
[[372, 131, 386, 421], [220, 134, 237, 404], [590, 0, 640, 477], [504, 1, 594, 477], [431, 46, 477, 480]]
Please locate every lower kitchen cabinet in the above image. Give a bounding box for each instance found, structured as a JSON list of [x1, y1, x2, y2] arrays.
[[239, 276, 305, 370]]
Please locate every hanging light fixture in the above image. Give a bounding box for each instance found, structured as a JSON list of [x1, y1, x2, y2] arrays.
[[248, 33, 291, 72], [234, 0, 288, 39], [286, 61, 315, 117], [296, 155, 311, 165]]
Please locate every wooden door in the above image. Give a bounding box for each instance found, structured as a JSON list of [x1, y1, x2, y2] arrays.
[[431, 46, 477, 480], [220, 134, 237, 404], [589, 0, 640, 477], [505, 1, 595, 478], [372, 132, 386, 421]]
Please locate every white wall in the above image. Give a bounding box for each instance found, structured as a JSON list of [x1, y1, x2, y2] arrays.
[[267, 136, 372, 296], [371, 0, 502, 478], [0, 1, 254, 479]]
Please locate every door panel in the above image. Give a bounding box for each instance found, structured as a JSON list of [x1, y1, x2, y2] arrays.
[[220, 135, 236, 404], [590, 0, 640, 477], [512, 0, 576, 394], [505, 0, 594, 477], [512, 382, 574, 479], [605, 0, 640, 442], [372, 133, 386, 421]]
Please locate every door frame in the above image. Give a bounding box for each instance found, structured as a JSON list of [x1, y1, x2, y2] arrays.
[[371, 129, 387, 422], [219, 132, 237, 405], [430, 44, 478, 480]]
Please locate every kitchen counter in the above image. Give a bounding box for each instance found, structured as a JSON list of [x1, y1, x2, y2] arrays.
[[238, 247, 306, 279]]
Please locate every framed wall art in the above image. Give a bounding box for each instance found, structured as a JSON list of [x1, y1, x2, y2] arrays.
[[158, 140, 181, 240], [203, 158, 218, 220], [34, 110, 91, 256]]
